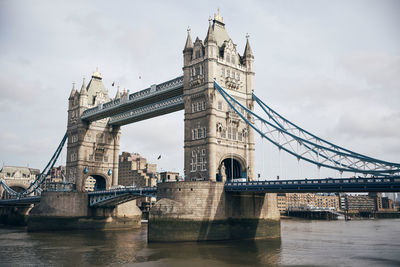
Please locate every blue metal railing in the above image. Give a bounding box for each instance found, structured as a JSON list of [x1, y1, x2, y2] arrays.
[[81, 76, 183, 121], [88, 187, 157, 207], [224, 176, 400, 193]]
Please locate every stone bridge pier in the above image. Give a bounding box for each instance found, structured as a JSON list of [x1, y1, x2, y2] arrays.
[[148, 181, 280, 242], [27, 191, 142, 231]]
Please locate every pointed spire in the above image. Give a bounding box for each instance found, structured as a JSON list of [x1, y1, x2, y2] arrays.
[[183, 26, 193, 51], [69, 82, 76, 99], [243, 33, 254, 58], [205, 16, 216, 44], [114, 86, 121, 99], [80, 77, 87, 95]]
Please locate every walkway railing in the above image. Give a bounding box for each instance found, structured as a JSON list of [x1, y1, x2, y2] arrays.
[[88, 187, 157, 207], [81, 76, 183, 121], [224, 176, 400, 193], [108, 95, 184, 125]]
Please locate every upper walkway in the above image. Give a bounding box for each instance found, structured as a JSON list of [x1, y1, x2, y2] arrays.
[[81, 76, 183, 125]]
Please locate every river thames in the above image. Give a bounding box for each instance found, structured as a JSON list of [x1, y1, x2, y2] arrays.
[[1, 219, 399, 266]]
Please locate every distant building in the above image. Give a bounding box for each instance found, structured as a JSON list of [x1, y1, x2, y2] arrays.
[[84, 176, 96, 192], [49, 166, 66, 182], [340, 194, 375, 211], [370, 193, 397, 212], [118, 152, 157, 187], [277, 193, 287, 212], [118, 152, 158, 209], [277, 193, 339, 212], [159, 171, 181, 183], [43, 165, 69, 191]]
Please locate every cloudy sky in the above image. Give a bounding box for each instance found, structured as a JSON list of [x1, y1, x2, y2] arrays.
[[0, 0, 399, 179]]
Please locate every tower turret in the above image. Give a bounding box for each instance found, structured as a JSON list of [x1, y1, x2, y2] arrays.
[[69, 82, 76, 100], [79, 77, 88, 108], [66, 70, 121, 191], [68, 82, 77, 111], [243, 33, 254, 73], [183, 26, 193, 67], [114, 86, 121, 99], [204, 17, 218, 71]]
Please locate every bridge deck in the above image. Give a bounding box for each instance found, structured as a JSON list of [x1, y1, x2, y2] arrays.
[[0, 196, 41, 206], [225, 177, 400, 193], [1, 177, 399, 206]]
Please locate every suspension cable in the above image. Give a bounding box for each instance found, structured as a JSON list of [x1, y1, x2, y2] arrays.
[[0, 132, 67, 197], [214, 80, 400, 176]]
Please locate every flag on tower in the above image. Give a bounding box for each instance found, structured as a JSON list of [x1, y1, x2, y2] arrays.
[[157, 155, 161, 160], [112, 81, 115, 86]]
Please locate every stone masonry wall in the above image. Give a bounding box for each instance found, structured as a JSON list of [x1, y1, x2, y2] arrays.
[[149, 181, 281, 242], [153, 181, 280, 221]]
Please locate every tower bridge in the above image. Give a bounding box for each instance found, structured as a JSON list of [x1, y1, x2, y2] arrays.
[[1, 11, 399, 241]]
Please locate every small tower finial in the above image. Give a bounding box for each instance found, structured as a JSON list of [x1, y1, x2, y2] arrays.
[[80, 77, 87, 95], [69, 81, 76, 99], [92, 67, 102, 79], [243, 33, 254, 59], [205, 15, 216, 44], [184, 25, 193, 51], [214, 8, 223, 23]]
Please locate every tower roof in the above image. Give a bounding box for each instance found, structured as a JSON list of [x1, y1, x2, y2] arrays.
[[69, 82, 76, 99], [184, 26, 193, 51], [92, 67, 102, 79], [243, 33, 254, 58], [86, 68, 110, 105], [80, 78, 87, 95], [205, 17, 216, 44], [211, 10, 231, 48], [114, 86, 121, 99]]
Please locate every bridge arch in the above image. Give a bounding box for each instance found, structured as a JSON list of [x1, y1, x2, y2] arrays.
[[217, 154, 247, 182], [82, 173, 109, 192]]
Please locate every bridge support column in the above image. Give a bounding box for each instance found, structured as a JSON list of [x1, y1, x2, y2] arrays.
[[112, 128, 120, 186], [27, 191, 141, 231], [148, 181, 280, 242]]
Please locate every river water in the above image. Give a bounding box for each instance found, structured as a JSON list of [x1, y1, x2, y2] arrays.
[[0, 219, 399, 266]]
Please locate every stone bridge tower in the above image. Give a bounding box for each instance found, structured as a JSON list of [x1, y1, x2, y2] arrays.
[[66, 70, 121, 192], [183, 12, 255, 182]]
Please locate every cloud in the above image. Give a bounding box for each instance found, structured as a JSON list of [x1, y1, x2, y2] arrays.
[[0, 0, 399, 178], [339, 51, 400, 98], [0, 74, 42, 107]]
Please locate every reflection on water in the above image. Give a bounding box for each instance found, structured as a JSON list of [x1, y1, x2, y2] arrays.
[[0, 219, 399, 266], [145, 238, 281, 267]]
